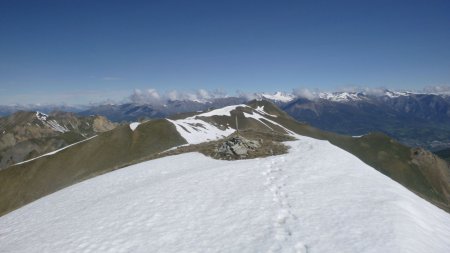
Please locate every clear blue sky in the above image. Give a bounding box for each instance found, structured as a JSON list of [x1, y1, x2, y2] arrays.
[[1, 0, 450, 104]]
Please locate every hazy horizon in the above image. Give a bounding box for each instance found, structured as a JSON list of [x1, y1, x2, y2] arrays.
[[1, 85, 450, 107]]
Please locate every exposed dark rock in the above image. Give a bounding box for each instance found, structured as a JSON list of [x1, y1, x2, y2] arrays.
[[216, 135, 261, 158]]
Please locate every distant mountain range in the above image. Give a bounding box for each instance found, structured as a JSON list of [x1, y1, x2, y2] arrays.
[[78, 97, 248, 122], [280, 90, 450, 151], [0, 104, 85, 117], [1, 89, 450, 152]]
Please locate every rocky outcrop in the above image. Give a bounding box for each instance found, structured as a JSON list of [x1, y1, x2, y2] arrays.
[[215, 135, 261, 159], [93, 116, 117, 132], [411, 147, 450, 207]]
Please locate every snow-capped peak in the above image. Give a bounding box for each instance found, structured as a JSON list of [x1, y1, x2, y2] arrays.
[[36, 111, 48, 121], [315, 89, 420, 102], [261, 92, 295, 103], [318, 92, 365, 102]]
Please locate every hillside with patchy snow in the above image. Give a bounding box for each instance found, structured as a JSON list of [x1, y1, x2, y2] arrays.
[[0, 111, 116, 169], [1, 135, 450, 253]]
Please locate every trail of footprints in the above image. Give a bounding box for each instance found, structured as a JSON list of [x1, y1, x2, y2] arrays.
[[262, 156, 308, 253]]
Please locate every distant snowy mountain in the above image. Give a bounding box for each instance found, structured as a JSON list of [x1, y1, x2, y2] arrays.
[[315, 89, 416, 102], [1, 133, 450, 252], [281, 89, 450, 150], [317, 91, 366, 102]]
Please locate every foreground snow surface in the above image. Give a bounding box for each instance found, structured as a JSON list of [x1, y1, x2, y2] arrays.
[[1, 137, 450, 253]]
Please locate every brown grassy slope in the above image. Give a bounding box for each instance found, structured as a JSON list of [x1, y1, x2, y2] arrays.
[[0, 119, 186, 216]]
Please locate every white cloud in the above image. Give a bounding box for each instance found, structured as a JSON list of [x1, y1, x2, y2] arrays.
[[292, 88, 318, 100], [167, 90, 180, 101], [146, 89, 161, 100], [196, 89, 210, 99], [422, 85, 450, 94], [129, 89, 162, 105], [129, 88, 232, 105]]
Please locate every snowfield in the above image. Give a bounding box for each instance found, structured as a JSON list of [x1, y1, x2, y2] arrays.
[[1, 136, 450, 253]]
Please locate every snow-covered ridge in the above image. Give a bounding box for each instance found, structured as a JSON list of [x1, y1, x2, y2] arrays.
[[2, 137, 449, 252], [35, 111, 69, 133]]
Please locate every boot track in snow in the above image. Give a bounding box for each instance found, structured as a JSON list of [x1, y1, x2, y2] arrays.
[[262, 156, 309, 253]]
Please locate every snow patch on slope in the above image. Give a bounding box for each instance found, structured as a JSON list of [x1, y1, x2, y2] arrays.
[[167, 118, 234, 144], [243, 111, 295, 135], [196, 104, 247, 117], [36, 111, 69, 133], [14, 135, 97, 166], [129, 122, 140, 131], [167, 104, 246, 144], [255, 106, 278, 117], [1, 137, 450, 252]]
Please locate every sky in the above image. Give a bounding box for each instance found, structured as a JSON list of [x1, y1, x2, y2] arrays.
[[1, 0, 450, 105]]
